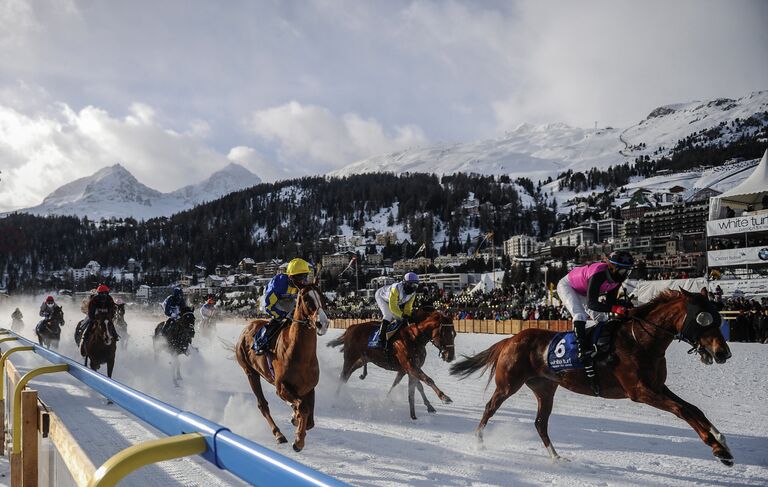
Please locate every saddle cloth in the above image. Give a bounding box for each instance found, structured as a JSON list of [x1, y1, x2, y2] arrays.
[[367, 321, 401, 349], [547, 321, 611, 372]]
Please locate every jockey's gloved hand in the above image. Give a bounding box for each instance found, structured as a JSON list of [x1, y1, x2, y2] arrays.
[[611, 305, 629, 316]]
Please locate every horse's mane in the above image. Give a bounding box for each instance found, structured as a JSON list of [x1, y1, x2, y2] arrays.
[[630, 290, 682, 319]]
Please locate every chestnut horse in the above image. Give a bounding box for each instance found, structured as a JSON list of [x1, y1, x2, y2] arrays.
[[83, 318, 117, 378], [328, 309, 456, 420], [450, 290, 735, 466], [235, 284, 329, 452]]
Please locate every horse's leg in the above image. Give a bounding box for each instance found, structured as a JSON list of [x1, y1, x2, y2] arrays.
[[408, 374, 417, 420], [406, 366, 452, 404], [359, 361, 368, 380], [336, 356, 365, 394], [305, 389, 315, 431], [624, 381, 734, 466], [527, 379, 561, 461], [245, 371, 287, 444], [107, 354, 115, 379], [415, 380, 437, 414], [387, 371, 406, 396]]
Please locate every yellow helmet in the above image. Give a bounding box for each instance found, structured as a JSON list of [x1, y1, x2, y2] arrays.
[[286, 258, 311, 276]]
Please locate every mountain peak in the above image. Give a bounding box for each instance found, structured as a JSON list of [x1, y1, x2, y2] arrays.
[[18, 162, 262, 220]]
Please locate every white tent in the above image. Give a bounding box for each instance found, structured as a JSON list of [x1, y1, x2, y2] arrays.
[[709, 149, 768, 220]]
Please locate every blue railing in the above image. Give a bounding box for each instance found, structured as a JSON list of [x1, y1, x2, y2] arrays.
[[2, 332, 348, 487]]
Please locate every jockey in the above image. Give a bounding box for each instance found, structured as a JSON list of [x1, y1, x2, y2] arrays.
[[254, 258, 311, 355], [200, 297, 217, 321], [11, 307, 23, 321], [556, 251, 634, 394], [162, 287, 190, 330], [36, 295, 61, 335], [374, 272, 420, 348], [83, 284, 119, 345]]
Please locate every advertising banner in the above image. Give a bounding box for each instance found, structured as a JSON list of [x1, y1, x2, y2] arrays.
[[707, 246, 768, 267], [707, 213, 768, 236]]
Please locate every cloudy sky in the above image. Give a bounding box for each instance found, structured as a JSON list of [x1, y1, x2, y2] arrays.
[[0, 0, 766, 211]]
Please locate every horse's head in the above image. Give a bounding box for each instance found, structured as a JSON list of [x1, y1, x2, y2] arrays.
[[678, 290, 731, 365], [296, 284, 330, 336], [425, 310, 456, 363]]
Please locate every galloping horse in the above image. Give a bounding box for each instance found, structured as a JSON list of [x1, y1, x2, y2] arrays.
[[82, 318, 117, 378], [235, 284, 329, 452], [328, 309, 456, 420], [37, 306, 65, 349], [153, 310, 196, 387], [450, 290, 735, 465], [114, 302, 129, 349]]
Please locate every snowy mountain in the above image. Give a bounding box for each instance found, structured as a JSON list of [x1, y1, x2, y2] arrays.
[[333, 91, 768, 180], [14, 163, 261, 220], [170, 163, 262, 205]]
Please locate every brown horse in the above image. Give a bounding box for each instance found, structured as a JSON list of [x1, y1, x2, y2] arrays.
[[83, 318, 117, 379], [235, 284, 329, 452], [450, 290, 735, 466], [328, 309, 456, 420]]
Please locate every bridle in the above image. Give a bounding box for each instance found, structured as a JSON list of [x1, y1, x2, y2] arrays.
[[628, 298, 721, 356], [431, 318, 456, 358], [291, 287, 326, 332]]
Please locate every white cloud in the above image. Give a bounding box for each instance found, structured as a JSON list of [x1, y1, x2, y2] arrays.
[[247, 101, 427, 171], [226, 145, 286, 183], [0, 90, 231, 212]]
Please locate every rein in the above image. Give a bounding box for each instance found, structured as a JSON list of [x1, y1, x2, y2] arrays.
[[629, 313, 703, 355]]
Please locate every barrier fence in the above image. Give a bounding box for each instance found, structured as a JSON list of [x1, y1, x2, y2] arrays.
[[0, 329, 349, 487], [330, 318, 572, 334]]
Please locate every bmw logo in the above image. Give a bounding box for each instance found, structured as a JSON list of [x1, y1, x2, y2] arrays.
[[759, 248, 768, 261]]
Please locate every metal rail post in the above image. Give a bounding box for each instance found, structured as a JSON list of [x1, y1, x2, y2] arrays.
[[1, 346, 34, 455], [88, 433, 207, 487], [11, 364, 69, 487]]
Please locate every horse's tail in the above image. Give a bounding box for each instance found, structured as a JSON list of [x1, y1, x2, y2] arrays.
[[449, 340, 506, 387], [327, 327, 351, 351]]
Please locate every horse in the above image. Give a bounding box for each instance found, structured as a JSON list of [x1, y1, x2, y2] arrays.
[[114, 303, 129, 349], [235, 284, 329, 452], [449, 290, 735, 466], [153, 310, 196, 387], [82, 317, 117, 379], [327, 308, 456, 420], [36, 306, 65, 349]]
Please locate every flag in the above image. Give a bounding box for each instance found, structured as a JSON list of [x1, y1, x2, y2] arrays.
[[415, 243, 426, 256]]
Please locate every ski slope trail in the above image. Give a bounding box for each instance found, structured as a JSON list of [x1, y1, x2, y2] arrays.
[[0, 303, 766, 486]]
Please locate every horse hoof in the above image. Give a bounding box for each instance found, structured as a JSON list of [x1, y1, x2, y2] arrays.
[[292, 442, 303, 452], [442, 396, 453, 404], [276, 435, 288, 444], [291, 417, 298, 426], [411, 414, 417, 421], [427, 408, 437, 414], [359, 374, 366, 380], [714, 449, 734, 466]]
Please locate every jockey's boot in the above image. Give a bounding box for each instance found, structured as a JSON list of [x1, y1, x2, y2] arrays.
[[574, 320, 600, 396], [573, 320, 590, 361], [376, 320, 390, 349], [254, 318, 280, 355]]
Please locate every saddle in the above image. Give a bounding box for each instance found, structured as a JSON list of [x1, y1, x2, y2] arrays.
[[547, 320, 618, 372], [252, 319, 290, 355], [367, 321, 402, 350]]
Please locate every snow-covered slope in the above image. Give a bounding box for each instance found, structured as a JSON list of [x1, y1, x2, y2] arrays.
[[13, 163, 262, 220], [334, 91, 768, 179]]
